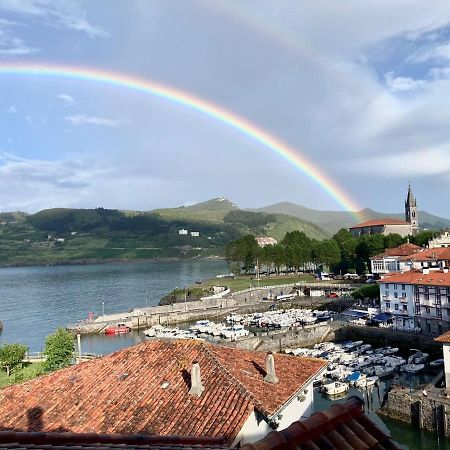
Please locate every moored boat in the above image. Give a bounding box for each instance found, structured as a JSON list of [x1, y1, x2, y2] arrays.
[[104, 323, 131, 335], [322, 381, 349, 396]]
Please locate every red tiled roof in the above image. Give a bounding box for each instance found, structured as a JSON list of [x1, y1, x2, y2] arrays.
[[398, 246, 450, 262], [0, 431, 230, 449], [0, 340, 325, 445], [241, 396, 402, 450], [378, 270, 450, 286], [435, 331, 450, 344], [0, 398, 404, 449], [371, 242, 422, 259], [350, 218, 409, 229]]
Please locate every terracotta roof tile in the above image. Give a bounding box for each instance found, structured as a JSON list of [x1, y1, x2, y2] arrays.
[[350, 219, 410, 229], [378, 270, 450, 286], [0, 340, 325, 445], [435, 331, 450, 343], [398, 246, 450, 262], [240, 397, 402, 450], [371, 243, 422, 259]]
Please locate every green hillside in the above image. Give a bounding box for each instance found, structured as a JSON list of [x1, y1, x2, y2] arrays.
[[0, 199, 328, 267]]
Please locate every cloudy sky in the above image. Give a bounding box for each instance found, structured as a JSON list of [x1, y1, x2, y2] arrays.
[[1, 1, 450, 217]]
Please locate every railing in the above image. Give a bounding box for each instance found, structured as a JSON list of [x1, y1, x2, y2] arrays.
[[23, 351, 101, 362]]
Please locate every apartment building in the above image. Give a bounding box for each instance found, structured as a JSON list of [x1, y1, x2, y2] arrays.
[[370, 242, 421, 275], [379, 269, 450, 335]]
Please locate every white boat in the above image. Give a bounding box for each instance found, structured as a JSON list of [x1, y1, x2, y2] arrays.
[[322, 381, 349, 396], [358, 344, 372, 353], [221, 324, 249, 339], [356, 376, 378, 389], [408, 350, 429, 365], [402, 363, 425, 374], [143, 325, 165, 338], [430, 359, 444, 368]]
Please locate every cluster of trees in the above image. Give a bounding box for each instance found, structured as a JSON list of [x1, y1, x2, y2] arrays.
[[0, 328, 74, 385], [225, 229, 437, 275]]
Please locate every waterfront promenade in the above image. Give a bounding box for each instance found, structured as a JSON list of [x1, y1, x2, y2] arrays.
[[67, 281, 360, 334]]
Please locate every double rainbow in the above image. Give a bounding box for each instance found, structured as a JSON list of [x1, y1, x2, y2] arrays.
[[0, 62, 362, 219]]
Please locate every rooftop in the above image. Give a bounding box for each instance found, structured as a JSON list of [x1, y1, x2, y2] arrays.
[[350, 218, 410, 229], [0, 340, 325, 445], [398, 246, 450, 262], [379, 270, 450, 287], [435, 331, 450, 344], [241, 396, 401, 450], [371, 242, 422, 259], [0, 398, 402, 450]]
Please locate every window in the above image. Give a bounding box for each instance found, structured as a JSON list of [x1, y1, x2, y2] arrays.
[[415, 305, 421, 315], [402, 284, 406, 290], [394, 292, 398, 298], [385, 283, 389, 289], [386, 302, 391, 309], [437, 308, 442, 319], [403, 305, 407, 311], [425, 306, 430, 314], [395, 304, 399, 310], [393, 284, 398, 289]]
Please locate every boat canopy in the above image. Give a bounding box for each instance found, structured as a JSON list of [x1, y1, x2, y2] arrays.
[[371, 312, 392, 323], [342, 309, 368, 318]]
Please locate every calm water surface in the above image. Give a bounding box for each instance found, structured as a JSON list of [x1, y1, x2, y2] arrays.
[[0, 259, 227, 352]]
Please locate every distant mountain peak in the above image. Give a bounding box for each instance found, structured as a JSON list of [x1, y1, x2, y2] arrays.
[[184, 198, 239, 211]]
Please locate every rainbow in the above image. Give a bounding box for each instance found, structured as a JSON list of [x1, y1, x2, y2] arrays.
[[0, 62, 363, 219]]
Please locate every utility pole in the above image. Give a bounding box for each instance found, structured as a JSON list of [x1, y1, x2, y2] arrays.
[[77, 334, 81, 364], [145, 290, 148, 308], [102, 301, 105, 316], [185, 288, 187, 313]]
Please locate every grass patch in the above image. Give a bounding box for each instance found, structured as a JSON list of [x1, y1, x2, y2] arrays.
[[0, 362, 44, 388]]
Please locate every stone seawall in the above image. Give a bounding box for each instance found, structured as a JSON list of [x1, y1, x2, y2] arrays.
[[379, 385, 450, 436]]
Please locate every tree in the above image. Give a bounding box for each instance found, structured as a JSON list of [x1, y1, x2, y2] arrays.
[[43, 328, 75, 372], [351, 284, 380, 301], [0, 343, 28, 376]]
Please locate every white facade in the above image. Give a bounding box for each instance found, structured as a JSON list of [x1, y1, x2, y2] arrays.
[[178, 229, 188, 235], [232, 370, 323, 446], [444, 344, 450, 388], [190, 231, 200, 237], [380, 282, 415, 330], [371, 257, 401, 275], [429, 231, 450, 248]]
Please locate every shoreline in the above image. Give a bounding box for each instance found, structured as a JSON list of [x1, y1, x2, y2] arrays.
[[0, 255, 226, 270]]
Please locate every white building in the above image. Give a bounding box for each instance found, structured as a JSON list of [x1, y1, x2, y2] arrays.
[[370, 242, 421, 275], [429, 230, 450, 248], [436, 332, 450, 388], [190, 231, 200, 237], [178, 229, 188, 235], [397, 247, 450, 272], [256, 236, 278, 247], [379, 269, 450, 334]]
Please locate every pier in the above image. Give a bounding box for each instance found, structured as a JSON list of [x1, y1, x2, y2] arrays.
[[66, 281, 361, 335]]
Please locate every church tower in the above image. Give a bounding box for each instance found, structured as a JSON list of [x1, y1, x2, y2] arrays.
[[405, 183, 419, 234]]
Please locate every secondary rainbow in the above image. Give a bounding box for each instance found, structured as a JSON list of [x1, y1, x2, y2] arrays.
[[0, 62, 362, 218]]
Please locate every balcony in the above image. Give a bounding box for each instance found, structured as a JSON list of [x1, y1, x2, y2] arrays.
[[399, 297, 409, 303]]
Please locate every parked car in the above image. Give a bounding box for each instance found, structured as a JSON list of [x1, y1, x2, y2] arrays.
[[326, 292, 339, 298]]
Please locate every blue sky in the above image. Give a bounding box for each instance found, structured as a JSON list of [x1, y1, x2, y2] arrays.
[[1, 1, 450, 217]]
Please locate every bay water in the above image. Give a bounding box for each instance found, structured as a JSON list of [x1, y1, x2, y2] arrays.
[[0, 259, 227, 352]]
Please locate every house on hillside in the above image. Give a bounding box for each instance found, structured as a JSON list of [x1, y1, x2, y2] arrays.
[[0, 340, 326, 447], [256, 236, 277, 247]]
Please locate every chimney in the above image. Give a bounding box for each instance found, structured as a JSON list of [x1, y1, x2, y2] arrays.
[[422, 268, 430, 275], [264, 352, 279, 384], [444, 268, 449, 274], [189, 361, 204, 397]]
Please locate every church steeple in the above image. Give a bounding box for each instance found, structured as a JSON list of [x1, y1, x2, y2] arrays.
[[405, 182, 418, 234]]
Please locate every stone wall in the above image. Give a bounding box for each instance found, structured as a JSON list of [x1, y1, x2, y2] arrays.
[[380, 386, 450, 436]]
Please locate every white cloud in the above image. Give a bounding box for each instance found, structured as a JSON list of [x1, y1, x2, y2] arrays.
[[0, 0, 109, 38], [57, 94, 75, 104], [344, 147, 450, 177], [384, 72, 428, 92], [64, 114, 121, 127], [6, 105, 17, 113], [407, 42, 450, 63]]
